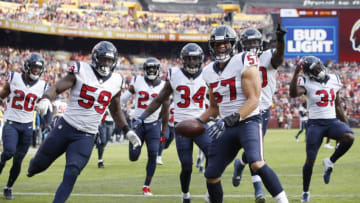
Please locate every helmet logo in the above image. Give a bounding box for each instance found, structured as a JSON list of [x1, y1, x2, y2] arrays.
[[350, 19, 360, 52]]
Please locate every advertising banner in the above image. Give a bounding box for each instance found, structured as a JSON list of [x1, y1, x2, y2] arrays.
[[0, 19, 209, 42], [282, 17, 338, 62], [338, 10, 360, 62]]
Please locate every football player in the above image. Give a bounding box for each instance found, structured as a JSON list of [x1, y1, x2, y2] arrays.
[[132, 43, 211, 203], [289, 56, 354, 202], [26, 41, 141, 203], [0, 53, 48, 200], [120, 57, 169, 196], [295, 101, 308, 142], [197, 25, 288, 203], [232, 24, 287, 202]]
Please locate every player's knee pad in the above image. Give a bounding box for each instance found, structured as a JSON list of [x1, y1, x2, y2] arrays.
[[2, 149, 16, 161], [64, 165, 80, 178]]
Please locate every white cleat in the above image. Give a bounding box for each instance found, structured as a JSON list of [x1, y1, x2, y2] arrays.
[[156, 156, 163, 165], [324, 143, 334, 149], [142, 186, 153, 196]]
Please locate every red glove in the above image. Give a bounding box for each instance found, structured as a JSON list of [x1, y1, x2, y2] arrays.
[[160, 136, 165, 144]]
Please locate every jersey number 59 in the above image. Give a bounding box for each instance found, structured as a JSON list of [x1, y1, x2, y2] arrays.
[[78, 84, 112, 114]]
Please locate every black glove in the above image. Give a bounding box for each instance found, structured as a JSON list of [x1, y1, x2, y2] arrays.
[[223, 112, 241, 127], [276, 23, 287, 42]]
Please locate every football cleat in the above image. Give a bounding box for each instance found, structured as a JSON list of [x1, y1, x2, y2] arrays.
[[323, 158, 334, 184], [254, 181, 266, 203], [204, 191, 211, 203], [301, 192, 310, 202], [156, 156, 163, 165], [324, 143, 334, 149], [142, 186, 153, 196], [98, 161, 105, 168], [182, 192, 191, 203], [232, 158, 245, 187], [4, 188, 14, 200]]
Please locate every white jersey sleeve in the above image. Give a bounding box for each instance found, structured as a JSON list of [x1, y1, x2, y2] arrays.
[[169, 67, 208, 122], [132, 76, 165, 123], [62, 62, 123, 134], [4, 72, 47, 123], [202, 52, 260, 119], [259, 49, 278, 110], [302, 74, 342, 119]]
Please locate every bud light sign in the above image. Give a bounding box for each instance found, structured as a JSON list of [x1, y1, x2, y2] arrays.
[[282, 17, 338, 62]]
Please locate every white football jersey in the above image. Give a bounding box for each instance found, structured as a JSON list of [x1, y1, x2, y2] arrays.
[[130, 76, 165, 123], [53, 99, 67, 118], [259, 49, 278, 110], [168, 67, 208, 122], [298, 74, 342, 119], [202, 52, 260, 119], [4, 72, 47, 123], [63, 62, 123, 134]]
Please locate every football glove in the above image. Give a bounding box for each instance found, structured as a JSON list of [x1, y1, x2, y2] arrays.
[[160, 136, 166, 144], [207, 119, 226, 139], [37, 98, 53, 116], [276, 23, 287, 42], [123, 125, 141, 149]]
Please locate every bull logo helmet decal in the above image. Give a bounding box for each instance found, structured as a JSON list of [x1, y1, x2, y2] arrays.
[[350, 19, 360, 52]]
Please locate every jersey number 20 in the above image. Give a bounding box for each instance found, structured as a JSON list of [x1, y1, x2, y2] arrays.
[[11, 90, 38, 112]]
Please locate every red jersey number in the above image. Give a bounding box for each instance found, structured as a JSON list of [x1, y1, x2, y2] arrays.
[[176, 86, 206, 108], [78, 84, 112, 114], [11, 90, 38, 112]]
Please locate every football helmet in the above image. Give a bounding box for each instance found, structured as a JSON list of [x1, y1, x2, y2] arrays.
[[301, 56, 327, 81], [143, 57, 160, 80], [240, 28, 263, 56], [91, 41, 118, 77], [24, 53, 45, 81], [209, 25, 237, 63], [180, 43, 204, 75]]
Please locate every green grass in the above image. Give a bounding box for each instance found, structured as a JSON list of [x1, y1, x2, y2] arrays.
[[0, 129, 359, 203]]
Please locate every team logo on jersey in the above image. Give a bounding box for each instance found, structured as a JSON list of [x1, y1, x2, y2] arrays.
[[350, 19, 360, 52]]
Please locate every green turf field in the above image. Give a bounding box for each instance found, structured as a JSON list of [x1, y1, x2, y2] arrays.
[[0, 129, 359, 202]]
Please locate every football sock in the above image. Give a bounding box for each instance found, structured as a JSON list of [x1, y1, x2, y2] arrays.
[[256, 164, 283, 197], [180, 170, 192, 193], [302, 162, 313, 192], [97, 145, 104, 160], [274, 191, 289, 203], [330, 140, 353, 163], [144, 176, 152, 186], [206, 181, 223, 203], [53, 165, 79, 203]]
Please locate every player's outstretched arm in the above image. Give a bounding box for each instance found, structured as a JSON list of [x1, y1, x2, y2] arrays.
[[144, 80, 173, 118], [289, 63, 306, 98], [238, 65, 261, 118], [44, 73, 76, 100], [158, 97, 170, 136], [120, 85, 135, 105], [0, 82, 10, 99], [271, 23, 287, 69], [199, 88, 219, 123], [335, 91, 349, 124]]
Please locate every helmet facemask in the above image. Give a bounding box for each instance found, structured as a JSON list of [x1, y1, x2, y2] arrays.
[[93, 52, 116, 77], [144, 65, 160, 80], [241, 38, 263, 56], [210, 40, 235, 63], [24, 53, 45, 81]]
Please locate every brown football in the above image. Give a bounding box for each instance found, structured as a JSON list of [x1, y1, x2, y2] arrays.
[[174, 119, 206, 138]]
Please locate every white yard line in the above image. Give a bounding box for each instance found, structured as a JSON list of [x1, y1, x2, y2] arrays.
[[13, 192, 360, 198]]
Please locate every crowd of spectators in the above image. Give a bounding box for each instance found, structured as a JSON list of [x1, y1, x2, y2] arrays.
[[0, 46, 359, 127], [0, 0, 269, 34]]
